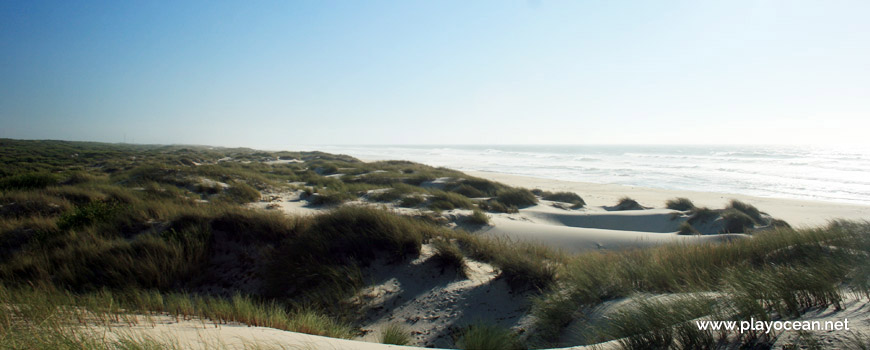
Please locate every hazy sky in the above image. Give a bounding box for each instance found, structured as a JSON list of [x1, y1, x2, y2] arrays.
[[2, 1, 868, 148]]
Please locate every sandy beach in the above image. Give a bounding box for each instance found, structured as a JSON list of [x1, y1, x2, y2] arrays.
[[466, 170, 870, 228]]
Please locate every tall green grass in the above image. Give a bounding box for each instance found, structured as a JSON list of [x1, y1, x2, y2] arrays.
[[531, 221, 870, 345]]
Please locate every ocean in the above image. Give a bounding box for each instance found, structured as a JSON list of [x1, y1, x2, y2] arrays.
[[302, 145, 870, 206]]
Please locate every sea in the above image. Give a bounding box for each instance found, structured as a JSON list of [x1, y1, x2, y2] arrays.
[[300, 145, 870, 206]]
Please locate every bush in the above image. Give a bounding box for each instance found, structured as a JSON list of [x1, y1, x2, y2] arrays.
[[495, 188, 537, 208], [665, 197, 695, 211], [219, 182, 260, 203]]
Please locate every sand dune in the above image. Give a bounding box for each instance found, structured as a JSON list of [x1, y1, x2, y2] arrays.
[[478, 206, 744, 253]]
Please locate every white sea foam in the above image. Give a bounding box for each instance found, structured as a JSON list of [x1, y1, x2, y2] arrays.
[[301, 145, 870, 205]]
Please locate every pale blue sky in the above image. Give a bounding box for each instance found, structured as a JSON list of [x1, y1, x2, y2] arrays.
[[2, 1, 868, 148]]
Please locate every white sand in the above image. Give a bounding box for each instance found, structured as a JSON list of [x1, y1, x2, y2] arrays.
[[466, 171, 870, 228]]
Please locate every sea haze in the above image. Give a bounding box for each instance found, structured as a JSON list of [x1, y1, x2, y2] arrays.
[[301, 145, 870, 206]]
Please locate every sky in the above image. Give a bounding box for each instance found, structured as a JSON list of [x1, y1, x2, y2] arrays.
[[1, 0, 868, 148]]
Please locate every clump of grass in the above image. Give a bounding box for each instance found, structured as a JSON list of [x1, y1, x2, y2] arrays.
[[687, 207, 718, 224], [665, 197, 696, 211], [451, 184, 485, 198], [541, 191, 586, 208], [466, 209, 490, 225], [677, 221, 699, 235], [218, 181, 260, 203], [380, 322, 412, 345], [308, 188, 354, 206], [459, 235, 557, 290], [478, 199, 518, 214], [456, 323, 522, 350], [430, 238, 467, 277], [495, 188, 537, 208], [592, 295, 717, 350], [399, 194, 426, 208], [614, 197, 645, 211], [287, 308, 355, 338], [720, 209, 756, 233], [427, 191, 474, 211], [726, 199, 765, 223]]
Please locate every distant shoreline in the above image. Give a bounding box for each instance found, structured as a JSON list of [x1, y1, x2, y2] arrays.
[[462, 170, 870, 227]]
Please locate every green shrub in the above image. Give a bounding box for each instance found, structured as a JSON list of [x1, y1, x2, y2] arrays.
[[495, 188, 537, 208], [665, 197, 695, 211]]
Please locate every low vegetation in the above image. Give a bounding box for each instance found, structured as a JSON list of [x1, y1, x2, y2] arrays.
[[614, 196, 645, 211], [430, 238, 467, 277], [1, 139, 867, 350], [380, 322, 412, 345], [456, 323, 523, 350], [665, 197, 695, 211], [539, 190, 586, 208]]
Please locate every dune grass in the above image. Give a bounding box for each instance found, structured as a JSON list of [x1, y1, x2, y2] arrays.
[[0, 284, 354, 349], [665, 197, 696, 211], [466, 208, 490, 225], [495, 188, 538, 208], [530, 220, 870, 346], [430, 238, 467, 277], [456, 323, 523, 350], [677, 221, 699, 235], [540, 191, 586, 208], [614, 196, 645, 211], [379, 322, 412, 345], [3, 139, 868, 350]]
